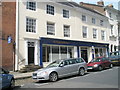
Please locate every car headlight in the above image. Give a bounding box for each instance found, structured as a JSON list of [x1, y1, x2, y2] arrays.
[[38, 71, 48, 76], [93, 64, 98, 67]]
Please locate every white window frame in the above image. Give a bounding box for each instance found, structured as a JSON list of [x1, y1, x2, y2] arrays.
[[111, 25, 113, 35], [46, 4, 54, 15], [63, 9, 69, 18], [26, 17, 36, 33], [100, 20, 103, 26], [47, 22, 55, 35], [92, 18, 96, 24], [64, 25, 70, 37], [109, 12, 112, 18], [101, 30, 105, 40], [82, 26, 87, 38], [26, 1, 36, 11], [82, 15, 87, 22], [93, 28, 97, 39]]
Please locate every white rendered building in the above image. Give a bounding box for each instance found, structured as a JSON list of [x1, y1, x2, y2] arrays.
[[15, 0, 110, 70], [105, 5, 120, 52]]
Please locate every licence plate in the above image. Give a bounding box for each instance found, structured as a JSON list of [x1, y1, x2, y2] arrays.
[[88, 67, 93, 69]]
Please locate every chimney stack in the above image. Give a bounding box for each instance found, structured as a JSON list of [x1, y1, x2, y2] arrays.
[[108, 4, 113, 8], [97, 0, 104, 6]]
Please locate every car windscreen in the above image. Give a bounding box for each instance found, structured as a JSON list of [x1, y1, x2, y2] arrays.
[[91, 58, 101, 62], [47, 60, 61, 68]]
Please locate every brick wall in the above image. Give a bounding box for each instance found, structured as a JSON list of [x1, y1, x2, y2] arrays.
[[2, 2, 16, 71]]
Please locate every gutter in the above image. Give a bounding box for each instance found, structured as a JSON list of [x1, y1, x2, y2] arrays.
[[15, 0, 19, 71]]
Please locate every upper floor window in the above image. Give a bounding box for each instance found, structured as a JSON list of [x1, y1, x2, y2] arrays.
[[101, 30, 105, 40], [26, 17, 36, 33], [82, 15, 87, 22], [46, 5, 54, 15], [111, 25, 113, 35], [26, 1, 36, 11], [93, 28, 97, 39], [64, 25, 70, 37], [63, 9, 69, 18], [92, 18, 96, 24], [82, 26, 87, 38], [100, 20, 103, 26], [47, 22, 55, 35], [109, 12, 112, 18]]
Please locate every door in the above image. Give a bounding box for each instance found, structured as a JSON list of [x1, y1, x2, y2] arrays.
[[28, 42, 35, 64], [81, 50, 88, 63]]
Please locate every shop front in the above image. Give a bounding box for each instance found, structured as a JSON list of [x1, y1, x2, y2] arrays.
[[39, 37, 109, 67]]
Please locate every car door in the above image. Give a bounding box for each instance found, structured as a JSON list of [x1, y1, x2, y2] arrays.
[[101, 58, 106, 68], [1, 68, 10, 88], [105, 58, 111, 67], [58, 60, 71, 77], [68, 59, 78, 75]]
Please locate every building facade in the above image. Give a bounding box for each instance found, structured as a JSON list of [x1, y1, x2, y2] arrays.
[[15, 0, 110, 70], [80, 0, 120, 52], [0, 2, 16, 71], [105, 6, 120, 52]]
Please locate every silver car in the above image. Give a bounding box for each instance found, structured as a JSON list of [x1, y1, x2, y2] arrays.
[[32, 58, 87, 82]]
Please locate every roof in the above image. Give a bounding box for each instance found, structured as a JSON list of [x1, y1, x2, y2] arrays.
[[57, 1, 106, 17], [105, 5, 120, 12], [80, 2, 104, 7]]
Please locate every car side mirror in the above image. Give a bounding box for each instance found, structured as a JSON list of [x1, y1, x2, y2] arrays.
[[59, 63, 64, 67]]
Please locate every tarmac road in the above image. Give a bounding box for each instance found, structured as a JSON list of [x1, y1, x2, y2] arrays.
[[14, 66, 119, 89]]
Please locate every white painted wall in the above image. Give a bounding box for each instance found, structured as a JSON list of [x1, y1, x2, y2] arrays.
[[105, 7, 119, 52], [16, 1, 110, 70]]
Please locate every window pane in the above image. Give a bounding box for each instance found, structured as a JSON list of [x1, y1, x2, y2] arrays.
[[101, 30, 105, 40], [64, 25, 70, 37], [82, 15, 86, 21], [61, 47, 67, 54], [82, 26, 87, 38], [100, 20, 103, 26], [46, 5, 54, 15], [92, 18, 95, 24], [26, 18, 36, 33], [93, 28, 97, 39], [63, 9, 69, 18], [47, 22, 55, 35], [26, 1, 36, 11]]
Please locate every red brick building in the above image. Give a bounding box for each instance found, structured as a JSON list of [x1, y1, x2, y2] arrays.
[[0, 2, 16, 71]]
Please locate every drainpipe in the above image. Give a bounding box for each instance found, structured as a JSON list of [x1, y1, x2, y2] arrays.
[[15, 0, 19, 71], [92, 46, 94, 59]]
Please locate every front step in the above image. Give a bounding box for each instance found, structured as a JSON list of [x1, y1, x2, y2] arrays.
[[19, 65, 42, 73]]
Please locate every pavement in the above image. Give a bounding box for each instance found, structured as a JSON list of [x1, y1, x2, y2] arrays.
[[10, 71, 34, 80]]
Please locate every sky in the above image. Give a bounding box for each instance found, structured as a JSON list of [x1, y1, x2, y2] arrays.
[[73, 0, 120, 10]]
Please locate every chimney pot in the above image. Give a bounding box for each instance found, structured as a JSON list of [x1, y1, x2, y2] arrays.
[[97, 0, 104, 6]]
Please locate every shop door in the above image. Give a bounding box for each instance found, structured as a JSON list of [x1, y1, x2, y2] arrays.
[[81, 50, 88, 63]]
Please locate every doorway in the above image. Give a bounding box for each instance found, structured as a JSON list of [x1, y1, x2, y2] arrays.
[[28, 42, 35, 64], [81, 48, 88, 63]]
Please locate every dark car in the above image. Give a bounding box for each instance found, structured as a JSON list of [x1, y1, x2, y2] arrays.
[[87, 57, 113, 71], [0, 67, 15, 89], [109, 51, 120, 66]]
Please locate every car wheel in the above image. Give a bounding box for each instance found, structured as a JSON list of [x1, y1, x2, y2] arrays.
[[79, 68, 85, 76], [49, 72, 58, 82], [98, 66, 103, 71], [109, 64, 113, 68], [10, 79, 15, 89]]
